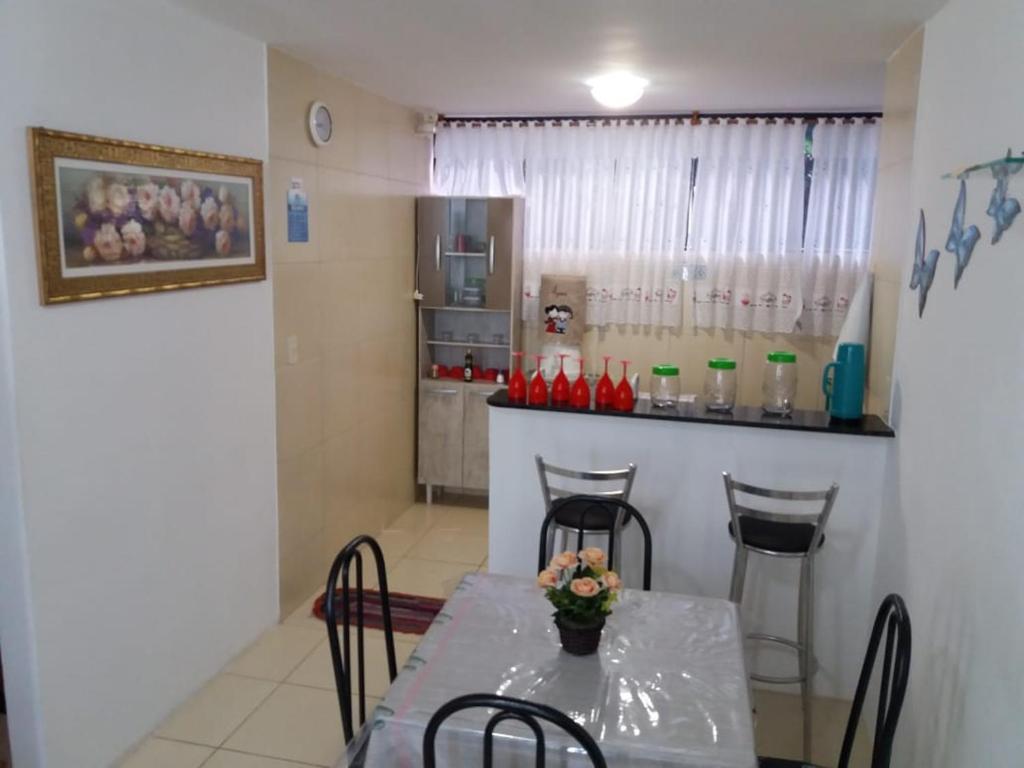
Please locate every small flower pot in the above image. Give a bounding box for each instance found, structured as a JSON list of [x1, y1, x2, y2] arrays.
[[555, 615, 605, 656]]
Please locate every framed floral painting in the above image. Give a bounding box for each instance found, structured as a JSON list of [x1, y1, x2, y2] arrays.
[[31, 127, 265, 304]]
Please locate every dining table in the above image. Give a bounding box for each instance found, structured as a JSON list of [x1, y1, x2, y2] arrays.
[[344, 571, 758, 767]]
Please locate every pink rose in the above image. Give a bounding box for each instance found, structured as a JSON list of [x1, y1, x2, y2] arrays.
[[602, 571, 622, 592], [570, 577, 601, 598], [537, 569, 558, 588], [121, 220, 146, 257], [549, 551, 578, 571], [215, 229, 232, 255], [217, 185, 230, 204], [136, 183, 159, 221], [93, 222, 123, 262], [86, 178, 106, 214], [218, 203, 235, 232], [106, 183, 130, 216], [578, 547, 606, 569], [179, 180, 202, 209], [200, 196, 219, 229], [178, 203, 197, 236], [158, 185, 181, 224]]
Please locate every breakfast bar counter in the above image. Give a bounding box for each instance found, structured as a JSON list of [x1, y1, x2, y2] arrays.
[[487, 389, 894, 699]]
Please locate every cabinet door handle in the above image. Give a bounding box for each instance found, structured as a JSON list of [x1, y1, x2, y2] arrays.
[[470, 389, 498, 398], [435, 234, 441, 271], [488, 235, 495, 275], [427, 387, 459, 396]]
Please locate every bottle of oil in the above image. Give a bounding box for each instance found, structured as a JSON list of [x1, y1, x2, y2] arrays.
[[463, 349, 474, 382]]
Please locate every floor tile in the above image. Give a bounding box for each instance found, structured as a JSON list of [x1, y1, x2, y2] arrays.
[[223, 683, 369, 767], [375, 527, 426, 563], [203, 750, 313, 768], [407, 528, 488, 565], [281, 587, 328, 630], [225, 625, 325, 682], [753, 689, 870, 768], [385, 504, 441, 534], [433, 505, 489, 535], [118, 737, 212, 768], [385, 558, 474, 598], [155, 674, 276, 748], [287, 636, 418, 696]]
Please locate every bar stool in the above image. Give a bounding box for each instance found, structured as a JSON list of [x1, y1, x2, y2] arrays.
[[535, 455, 636, 560], [723, 471, 839, 761]]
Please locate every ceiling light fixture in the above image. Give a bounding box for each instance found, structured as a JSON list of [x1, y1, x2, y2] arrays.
[[588, 73, 649, 109]]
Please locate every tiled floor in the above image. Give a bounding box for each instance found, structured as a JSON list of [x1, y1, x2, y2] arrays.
[[120, 500, 867, 767]]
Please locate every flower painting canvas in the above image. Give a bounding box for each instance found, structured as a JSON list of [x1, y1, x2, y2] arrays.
[[32, 128, 265, 304]]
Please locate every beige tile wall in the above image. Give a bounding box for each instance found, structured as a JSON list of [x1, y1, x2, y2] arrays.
[[268, 48, 430, 615], [523, 280, 837, 411], [866, 29, 924, 419]]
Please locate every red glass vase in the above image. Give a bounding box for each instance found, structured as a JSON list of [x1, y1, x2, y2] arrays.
[[570, 357, 590, 409], [595, 356, 615, 410], [551, 354, 571, 406], [528, 355, 548, 406], [614, 360, 635, 412], [508, 351, 527, 404]]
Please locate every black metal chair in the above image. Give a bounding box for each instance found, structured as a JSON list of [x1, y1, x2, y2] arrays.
[[538, 494, 653, 590], [423, 693, 608, 768], [324, 534, 397, 743], [758, 593, 912, 768]]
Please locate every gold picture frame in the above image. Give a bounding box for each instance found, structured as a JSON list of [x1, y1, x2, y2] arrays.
[[31, 127, 266, 304]]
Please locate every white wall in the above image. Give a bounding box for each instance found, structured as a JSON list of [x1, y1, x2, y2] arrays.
[[0, 2, 279, 766], [879, 0, 1024, 762]]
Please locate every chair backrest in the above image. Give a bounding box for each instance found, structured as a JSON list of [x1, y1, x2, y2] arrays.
[[722, 472, 839, 555], [538, 494, 653, 590], [324, 534, 397, 743], [423, 693, 608, 768], [838, 594, 912, 768], [535, 455, 637, 511]]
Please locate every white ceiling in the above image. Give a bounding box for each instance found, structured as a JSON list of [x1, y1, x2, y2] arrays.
[[172, 0, 942, 115]]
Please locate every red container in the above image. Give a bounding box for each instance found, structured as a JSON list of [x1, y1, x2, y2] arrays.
[[595, 356, 615, 410], [484, 368, 499, 381], [614, 360, 635, 412], [570, 357, 590, 409], [551, 354, 571, 406], [437, 365, 449, 378], [528, 354, 548, 406], [508, 352, 527, 403]]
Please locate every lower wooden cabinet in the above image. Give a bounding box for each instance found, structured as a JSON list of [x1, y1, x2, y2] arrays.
[[417, 380, 499, 494]]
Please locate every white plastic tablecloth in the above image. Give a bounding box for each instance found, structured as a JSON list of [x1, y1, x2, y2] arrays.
[[348, 572, 757, 767]]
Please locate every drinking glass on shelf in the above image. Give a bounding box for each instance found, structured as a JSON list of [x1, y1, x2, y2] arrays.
[[551, 354, 571, 406], [595, 355, 615, 410], [467, 333, 480, 344], [529, 355, 548, 406], [440, 331, 453, 342], [508, 352, 527, 404], [570, 357, 591, 409], [493, 333, 505, 345], [614, 360, 635, 412]]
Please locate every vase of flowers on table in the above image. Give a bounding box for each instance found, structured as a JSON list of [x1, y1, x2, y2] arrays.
[[537, 547, 622, 656]]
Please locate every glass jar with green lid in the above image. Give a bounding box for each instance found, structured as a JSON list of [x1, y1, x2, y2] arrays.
[[650, 364, 680, 407], [704, 358, 737, 412], [762, 351, 797, 415]]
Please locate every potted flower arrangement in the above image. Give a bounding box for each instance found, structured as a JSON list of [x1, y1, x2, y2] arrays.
[[537, 547, 622, 656]]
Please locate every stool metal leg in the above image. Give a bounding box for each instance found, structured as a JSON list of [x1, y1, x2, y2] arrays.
[[729, 545, 749, 603], [799, 555, 815, 762]]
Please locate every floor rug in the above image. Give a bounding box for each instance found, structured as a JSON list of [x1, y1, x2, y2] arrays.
[[313, 589, 445, 635]]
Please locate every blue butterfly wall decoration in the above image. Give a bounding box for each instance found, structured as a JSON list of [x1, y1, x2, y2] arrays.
[[987, 160, 1021, 244], [910, 209, 940, 317], [946, 179, 981, 289]]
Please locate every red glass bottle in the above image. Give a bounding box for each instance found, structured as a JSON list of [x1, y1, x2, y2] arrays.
[[595, 355, 615, 410], [508, 351, 527, 404], [528, 355, 548, 406], [551, 354, 571, 406], [614, 359, 635, 412], [570, 357, 591, 409]]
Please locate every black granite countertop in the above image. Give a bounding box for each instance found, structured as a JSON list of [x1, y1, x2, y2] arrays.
[[487, 389, 895, 438]]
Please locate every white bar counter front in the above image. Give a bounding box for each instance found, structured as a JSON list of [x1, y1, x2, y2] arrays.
[[487, 390, 894, 699]]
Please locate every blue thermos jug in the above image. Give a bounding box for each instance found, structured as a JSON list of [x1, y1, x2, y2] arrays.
[[821, 343, 865, 420]]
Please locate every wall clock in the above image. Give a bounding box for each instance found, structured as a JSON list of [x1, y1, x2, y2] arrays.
[[308, 101, 333, 147]]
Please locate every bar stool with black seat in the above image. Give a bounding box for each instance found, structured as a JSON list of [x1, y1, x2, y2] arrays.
[[536, 455, 637, 567], [538, 494, 653, 590], [424, 693, 608, 768], [324, 534, 398, 745], [723, 472, 839, 760], [758, 593, 911, 768]]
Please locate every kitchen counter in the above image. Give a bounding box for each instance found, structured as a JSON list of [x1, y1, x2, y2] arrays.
[[487, 389, 894, 699], [487, 389, 894, 438]]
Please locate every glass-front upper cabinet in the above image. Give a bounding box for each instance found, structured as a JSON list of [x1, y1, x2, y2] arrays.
[[416, 197, 514, 310]]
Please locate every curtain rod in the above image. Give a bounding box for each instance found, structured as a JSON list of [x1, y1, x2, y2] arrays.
[[438, 110, 881, 126]]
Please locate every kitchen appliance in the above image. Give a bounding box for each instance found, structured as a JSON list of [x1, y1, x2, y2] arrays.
[[822, 343, 866, 420]]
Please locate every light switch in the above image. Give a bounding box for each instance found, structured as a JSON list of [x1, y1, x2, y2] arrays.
[[286, 335, 300, 365]]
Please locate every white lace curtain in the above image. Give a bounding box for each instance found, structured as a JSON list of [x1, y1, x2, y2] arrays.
[[432, 117, 880, 335]]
